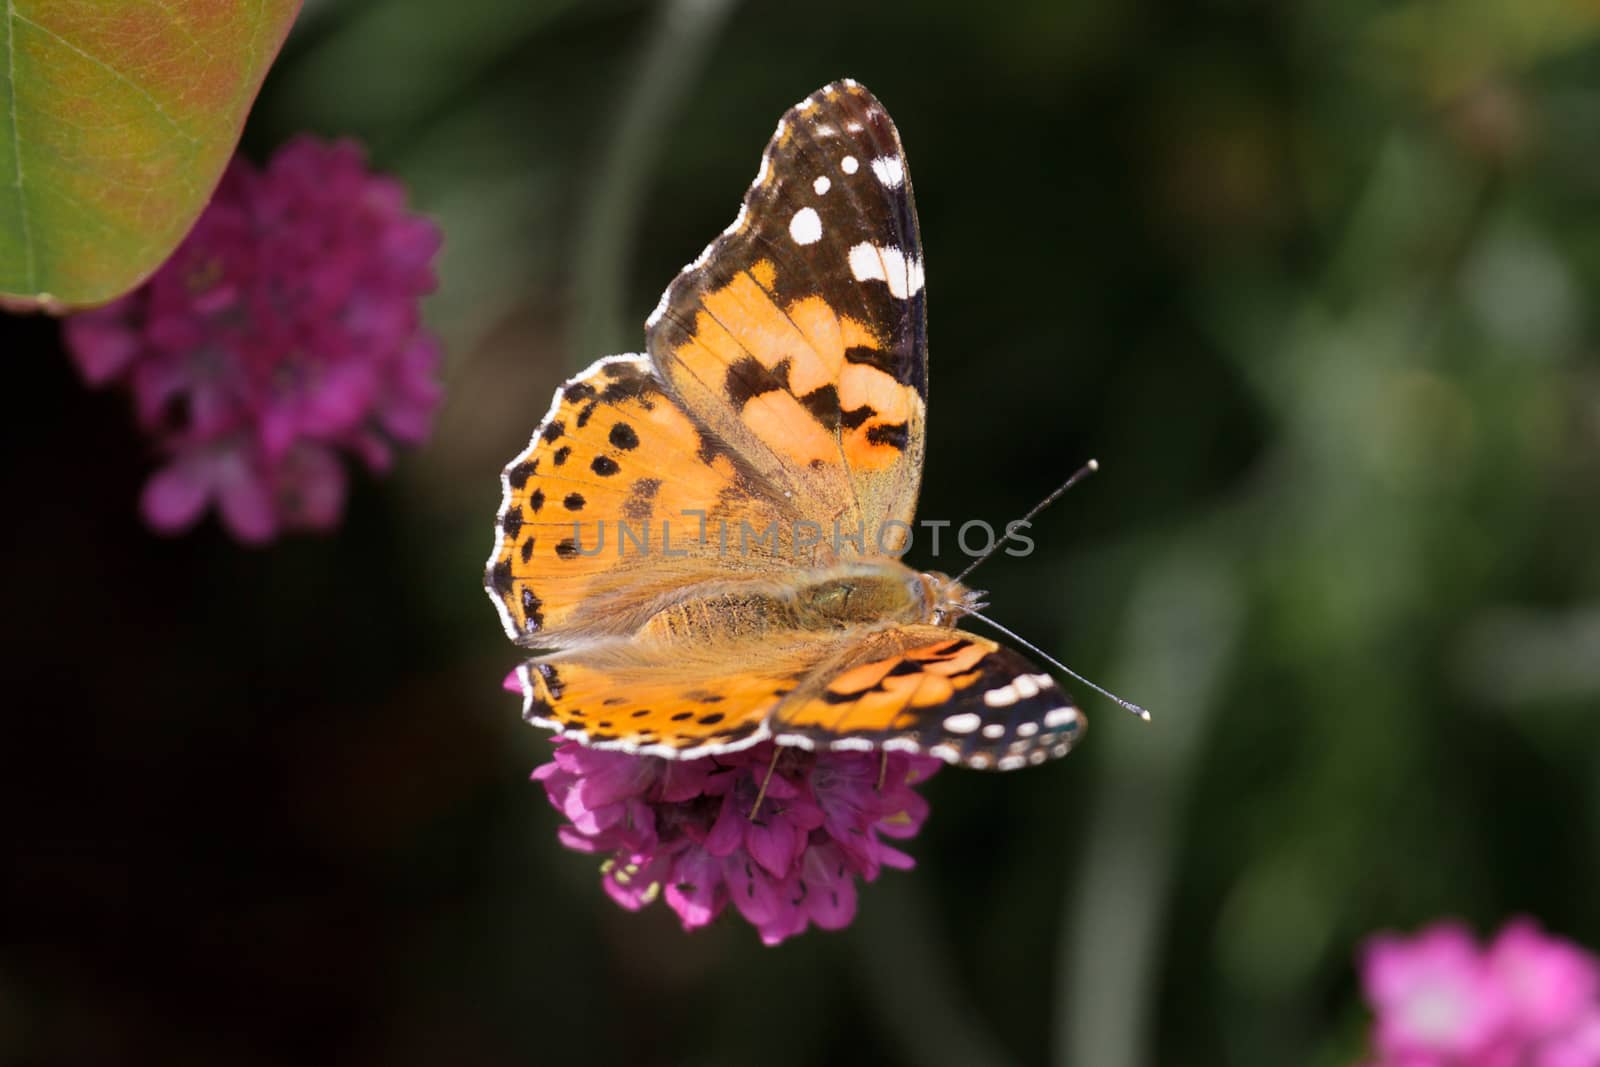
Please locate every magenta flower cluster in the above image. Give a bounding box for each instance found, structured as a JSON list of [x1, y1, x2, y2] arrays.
[[64, 137, 443, 544], [532, 734, 942, 945], [1360, 919, 1600, 1067]]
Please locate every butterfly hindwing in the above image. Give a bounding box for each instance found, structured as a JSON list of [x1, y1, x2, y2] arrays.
[[646, 80, 927, 556], [508, 635, 831, 758], [508, 623, 1085, 769], [773, 626, 1086, 770]]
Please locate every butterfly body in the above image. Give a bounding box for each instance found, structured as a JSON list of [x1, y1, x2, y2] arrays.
[[625, 560, 962, 644], [487, 80, 1086, 770]]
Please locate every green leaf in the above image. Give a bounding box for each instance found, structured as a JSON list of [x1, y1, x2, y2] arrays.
[[0, 0, 301, 311]]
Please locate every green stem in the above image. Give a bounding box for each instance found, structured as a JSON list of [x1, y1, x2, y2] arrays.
[[570, 0, 739, 366]]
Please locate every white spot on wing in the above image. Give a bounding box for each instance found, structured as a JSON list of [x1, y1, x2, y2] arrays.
[[943, 712, 982, 734], [981, 723, 1005, 740], [984, 684, 1019, 708], [789, 206, 823, 245], [870, 156, 905, 188], [841, 155, 859, 174], [847, 241, 923, 300], [1043, 707, 1081, 729], [848, 243, 885, 285], [813, 175, 831, 195], [998, 755, 1027, 771]]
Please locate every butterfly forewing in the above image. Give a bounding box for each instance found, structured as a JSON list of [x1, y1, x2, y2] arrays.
[[486, 355, 807, 647], [646, 80, 928, 555]]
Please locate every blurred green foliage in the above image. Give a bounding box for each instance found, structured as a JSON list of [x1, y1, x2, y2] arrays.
[[5, 0, 1600, 1064]]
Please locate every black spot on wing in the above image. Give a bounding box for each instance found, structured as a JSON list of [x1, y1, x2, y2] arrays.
[[508, 460, 538, 490], [609, 423, 640, 450], [797, 384, 841, 431], [865, 422, 909, 449], [840, 405, 874, 430], [488, 560, 512, 594], [521, 588, 544, 631], [535, 662, 563, 700], [724, 356, 791, 407]]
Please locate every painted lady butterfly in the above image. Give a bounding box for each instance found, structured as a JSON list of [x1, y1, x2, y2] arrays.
[[486, 80, 1086, 770]]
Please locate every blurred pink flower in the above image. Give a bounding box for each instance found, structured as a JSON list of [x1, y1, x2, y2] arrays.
[[1359, 919, 1600, 1067], [1490, 919, 1600, 1039], [1363, 922, 1510, 1060], [63, 136, 443, 544], [529, 731, 941, 946]]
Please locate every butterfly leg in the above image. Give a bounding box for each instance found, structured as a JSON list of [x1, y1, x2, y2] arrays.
[[749, 745, 784, 820], [876, 749, 889, 791]]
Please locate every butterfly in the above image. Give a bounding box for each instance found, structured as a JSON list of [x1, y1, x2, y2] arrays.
[[485, 79, 1084, 770]]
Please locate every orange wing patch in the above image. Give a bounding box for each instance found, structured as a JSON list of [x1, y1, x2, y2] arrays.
[[509, 641, 825, 758], [486, 355, 802, 647], [656, 265, 925, 546]]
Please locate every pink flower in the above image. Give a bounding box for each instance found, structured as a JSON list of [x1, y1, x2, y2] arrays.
[[1363, 922, 1511, 1060], [1490, 919, 1600, 1040], [63, 137, 443, 544], [1359, 919, 1600, 1067], [531, 735, 941, 946], [1539, 1010, 1600, 1067]]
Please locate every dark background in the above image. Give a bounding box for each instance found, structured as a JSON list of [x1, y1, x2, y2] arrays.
[[5, 1, 1599, 1064]]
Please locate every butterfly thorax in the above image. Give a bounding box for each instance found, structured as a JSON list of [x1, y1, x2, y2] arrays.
[[631, 561, 973, 646]]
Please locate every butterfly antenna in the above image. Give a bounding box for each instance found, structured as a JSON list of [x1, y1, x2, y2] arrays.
[[964, 609, 1151, 721], [952, 459, 1100, 586]]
